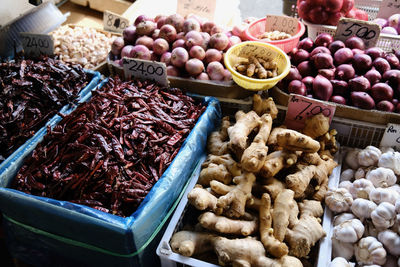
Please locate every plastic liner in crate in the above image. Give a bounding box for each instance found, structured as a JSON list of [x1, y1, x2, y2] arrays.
[[0, 2, 68, 59], [0, 69, 101, 181], [0, 82, 222, 267], [156, 150, 342, 267]]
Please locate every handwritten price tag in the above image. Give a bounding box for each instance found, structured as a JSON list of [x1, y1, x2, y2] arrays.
[[285, 94, 336, 130], [235, 42, 285, 62], [377, 0, 400, 19], [20, 32, 54, 58], [335, 18, 380, 48], [103, 10, 129, 33], [265, 15, 298, 35], [380, 123, 400, 149], [123, 57, 168, 87], [177, 0, 217, 21]]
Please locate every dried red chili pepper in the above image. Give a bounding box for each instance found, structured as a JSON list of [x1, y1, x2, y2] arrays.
[[14, 77, 205, 217], [0, 56, 90, 162]]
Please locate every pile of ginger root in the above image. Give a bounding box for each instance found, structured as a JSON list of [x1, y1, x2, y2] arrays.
[[170, 95, 339, 267]]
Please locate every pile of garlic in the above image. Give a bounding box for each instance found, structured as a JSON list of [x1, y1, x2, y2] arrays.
[[326, 146, 400, 267], [51, 25, 115, 69]]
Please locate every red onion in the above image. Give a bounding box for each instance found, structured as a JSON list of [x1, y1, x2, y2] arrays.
[[130, 45, 151, 60], [386, 53, 400, 68], [318, 68, 335, 80], [134, 15, 151, 26], [365, 47, 384, 60], [159, 24, 177, 43], [329, 40, 345, 54], [298, 37, 314, 52], [377, 100, 395, 112], [288, 80, 307, 95], [349, 76, 371, 92], [365, 69, 382, 85], [185, 31, 204, 49], [331, 80, 348, 96], [298, 61, 315, 77], [314, 33, 334, 47], [352, 49, 364, 56], [302, 76, 314, 93], [313, 53, 334, 69], [334, 48, 353, 65], [310, 46, 331, 58], [345, 36, 365, 50], [371, 83, 394, 102], [382, 69, 400, 89], [351, 91, 375, 109], [123, 25, 137, 44], [335, 64, 355, 80], [330, 95, 347, 105], [293, 49, 310, 65], [313, 74, 333, 101], [286, 67, 302, 81], [353, 53, 372, 73], [373, 58, 391, 74]]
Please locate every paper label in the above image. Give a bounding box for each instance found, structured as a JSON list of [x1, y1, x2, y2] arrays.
[[265, 15, 298, 35], [377, 0, 400, 19], [103, 10, 129, 33], [285, 94, 336, 130], [380, 123, 400, 149], [335, 18, 381, 48], [177, 0, 216, 21], [20, 32, 54, 58], [123, 57, 168, 87], [235, 42, 285, 61]]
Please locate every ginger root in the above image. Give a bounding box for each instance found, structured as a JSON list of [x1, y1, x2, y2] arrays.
[[267, 126, 287, 149], [199, 211, 258, 236], [188, 185, 218, 212], [217, 172, 256, 218], [260, 150, 300, 178], [272, 189, 299, 242], [253, 94, 278, 119], [207, 116, 230, 155], [261, 177, 286, 200], [303, 114, 330, 139], [214, 237, 302, 267], [241, 114, 273, 172], [170, 231, 217, 257], [228, 111, 262, 158], [259, 193, 289, 258], [276, 129, 321, 153], [198, 154, 241, 186]]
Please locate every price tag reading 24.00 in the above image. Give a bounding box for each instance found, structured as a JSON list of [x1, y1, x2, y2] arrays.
[[265, 15, 298, 36], [335, 18, 381, 48], [285, 94, 336, 130], [20, 32, 54, 58], [123, 57, 168, 87]]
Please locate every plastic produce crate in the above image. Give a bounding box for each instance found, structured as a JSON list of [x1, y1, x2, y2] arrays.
[[156, 149, 342, 267], [0, 80, 221, 267], [0, 69, 101, 180]]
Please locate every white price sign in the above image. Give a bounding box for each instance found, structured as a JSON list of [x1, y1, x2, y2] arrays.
[[380, 123, 400, 149], [335, 18, 381, 48], [377, 0, 400, 20], [123, 57, 168, 87], [177, 0, 216, 21], [265, 15, 298, 36], [103, 10, 129, 33], [20, 32, 54, 57]]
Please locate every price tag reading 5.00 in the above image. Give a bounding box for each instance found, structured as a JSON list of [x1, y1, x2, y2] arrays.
[[103, 10, 129, 33], [123, 57, 168, 87], [285, 94, 336, 130], [20, 32, 54, 58], [265, 15, 298, 36], [335, 18, 381, 48]]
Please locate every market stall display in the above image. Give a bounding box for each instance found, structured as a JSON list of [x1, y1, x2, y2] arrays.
[[0, 57, 93, 164], [51, 25, 116, 69]]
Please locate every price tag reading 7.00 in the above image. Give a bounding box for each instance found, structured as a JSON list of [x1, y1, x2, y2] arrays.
[[380, 123, 400, 150], [335, 18, 381, 48], [20, 32, 54, 58], [103, 10, 129, 33], [123, 57, 168, 87], [285, 94, 336, 130], [265, 15, 298, 36]]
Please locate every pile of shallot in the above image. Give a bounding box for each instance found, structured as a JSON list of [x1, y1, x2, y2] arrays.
[[280, 33, 400, 113], [374, 14, 400, 36], [110, 14, 249, 81]]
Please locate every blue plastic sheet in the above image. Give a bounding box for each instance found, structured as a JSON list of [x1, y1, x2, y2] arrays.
[[0, 69, 101, 182], [0, 80, 221, 266]]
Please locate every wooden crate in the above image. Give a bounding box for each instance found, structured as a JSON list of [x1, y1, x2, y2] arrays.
[[70, 0, 132, 14]]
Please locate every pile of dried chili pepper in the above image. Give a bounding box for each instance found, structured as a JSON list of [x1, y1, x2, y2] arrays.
[[0, 56, 90, 163], [14, 77, 205, 217]]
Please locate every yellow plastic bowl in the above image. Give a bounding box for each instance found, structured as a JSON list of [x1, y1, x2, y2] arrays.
[[224, 41, 290, 91]]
